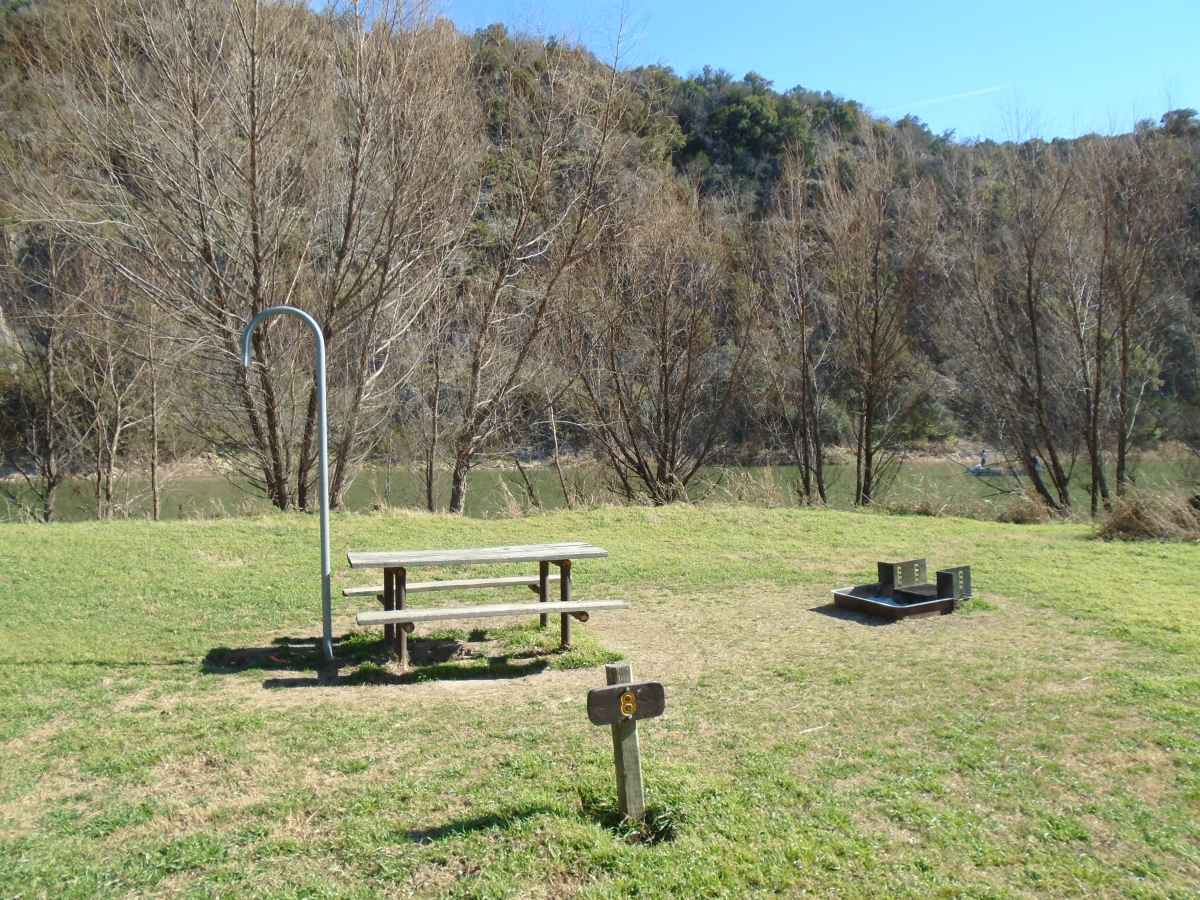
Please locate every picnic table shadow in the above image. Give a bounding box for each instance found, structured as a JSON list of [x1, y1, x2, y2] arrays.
[[202, 632, 551, 688]]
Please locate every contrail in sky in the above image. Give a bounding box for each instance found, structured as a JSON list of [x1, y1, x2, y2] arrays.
[[880, 85, 1010, 114]]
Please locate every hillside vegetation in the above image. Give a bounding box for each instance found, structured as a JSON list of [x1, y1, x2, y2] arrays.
[[1, 0, 1198, 524]]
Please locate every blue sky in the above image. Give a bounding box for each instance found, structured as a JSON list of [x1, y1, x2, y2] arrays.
[[443, 0, 1198, 141]]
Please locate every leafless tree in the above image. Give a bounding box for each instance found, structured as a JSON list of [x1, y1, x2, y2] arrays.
[[817, 123, 939, 505], [1080, 133, 1190, 494], [568, 178, 750, 504], [25, 0, 480, 510], [751, 143, 834, 503], [0, 228, 88, 521], [949, 138, 1084, 512], [405, 279, 459, 511], [1059, 176, 1113, 516], [434, 30, 636, 513], [60, 260, 150, 519]]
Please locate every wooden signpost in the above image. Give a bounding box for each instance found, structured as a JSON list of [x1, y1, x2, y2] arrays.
[[587, 663, 666, 822]]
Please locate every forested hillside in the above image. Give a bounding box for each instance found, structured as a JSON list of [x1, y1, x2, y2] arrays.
[[2, 0, 1198, 521]]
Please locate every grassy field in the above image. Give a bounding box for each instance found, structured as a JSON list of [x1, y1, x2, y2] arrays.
[[1, 506, 1198, 897]]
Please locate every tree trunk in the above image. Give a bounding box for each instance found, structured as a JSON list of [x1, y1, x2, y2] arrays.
[[513, 456, 541, 509], [104, 431, 118, 518], [448, 451, 470, 515], [94, 425, 104, 520], [853, 402, 865, 506], [1022, 447, 1058, 510], [1116, 324, 1131, 494], [42, 340, 59, 523], [252, 333, 291, 511], [296, 387, 318, 512], [858, 390, 876, 506], [548, 402, 573, 510], [150, 372, 161, 522], [425, 346, 442, 513]]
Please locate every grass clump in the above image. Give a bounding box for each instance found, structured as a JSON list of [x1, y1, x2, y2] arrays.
[[995, 490, 1054, 524], [882, 495, 950, 518], [1096, 491, 1200, 541], [576, 783, 681, 846]]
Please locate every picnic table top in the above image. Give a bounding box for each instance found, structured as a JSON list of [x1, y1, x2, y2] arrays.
[[346, 542, 609, 569]]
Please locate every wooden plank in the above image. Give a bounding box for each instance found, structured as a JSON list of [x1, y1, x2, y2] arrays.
[[343, 585, 384, 598], [343, 574, 560, 598], [605, 663, 646, 821], [346, 543, 608, 569], [356, 600, 627, 627], [587, 681, 667, 725]]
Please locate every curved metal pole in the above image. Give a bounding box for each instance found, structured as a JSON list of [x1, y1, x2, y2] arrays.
[[240, 306, 333, 664]]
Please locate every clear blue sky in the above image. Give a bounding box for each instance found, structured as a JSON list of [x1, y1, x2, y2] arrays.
[[443, 0, 1198, 141]]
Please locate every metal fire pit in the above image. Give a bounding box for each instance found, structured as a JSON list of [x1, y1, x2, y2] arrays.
[[832, 560, 971, 620]]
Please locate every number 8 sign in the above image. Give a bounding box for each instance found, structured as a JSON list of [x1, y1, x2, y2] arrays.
[[587, 681, 665, 725], [619, 690, 638, 718]]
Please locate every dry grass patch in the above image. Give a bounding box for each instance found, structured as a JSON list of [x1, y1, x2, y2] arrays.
[[1097, 491, 1200, 541]]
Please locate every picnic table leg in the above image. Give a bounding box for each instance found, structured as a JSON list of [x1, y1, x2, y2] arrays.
[[559, 558, 572, 649], [538, 561, 549, 628], [397, 566, 408, 671], [383, 568, 396, 647]]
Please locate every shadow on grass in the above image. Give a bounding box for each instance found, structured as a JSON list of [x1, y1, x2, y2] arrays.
[[405, 806, 554, 843], [808, 603, 895, 627], [0, 658, 195, 668], [202, 632, 550, 688]]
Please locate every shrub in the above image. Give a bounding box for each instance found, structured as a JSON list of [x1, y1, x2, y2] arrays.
[[883, 496, 949, 518], [996, 492, 1053, 524], [1097, 492, 1200, 542]]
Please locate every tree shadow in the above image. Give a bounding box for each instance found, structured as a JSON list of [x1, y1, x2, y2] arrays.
[[202, 631, 551, 689], [808, 603, 895, 627], [404, 805, 554, 843], [0, 658, 195, 669]]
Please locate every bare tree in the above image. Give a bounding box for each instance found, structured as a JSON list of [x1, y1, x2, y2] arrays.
[[568, 179, 750, 504], [818, 123, 939, 505], [0, 228, 87, 521], [949, 139, 1082, 512], [61, 261, 149, 519], [1059, 175, 1113, 516], [406, 280, 457, 511], [26, 0, 480, 510], [752, 143, 834, 503], [1083, 133, 1190, 494], [435, 30, 635, 514]]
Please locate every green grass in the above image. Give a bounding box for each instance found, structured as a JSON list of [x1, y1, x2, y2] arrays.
[[1, 505, 1198, 897]]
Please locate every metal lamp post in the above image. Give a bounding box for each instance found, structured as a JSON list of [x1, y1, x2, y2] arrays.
[[241, 306, 334, 665]]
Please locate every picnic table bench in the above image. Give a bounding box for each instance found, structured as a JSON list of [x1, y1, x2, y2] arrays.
[[345, 542, 622, 670]]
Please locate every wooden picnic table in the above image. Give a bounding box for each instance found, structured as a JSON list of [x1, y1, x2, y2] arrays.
[[346, 542, 610, 669]]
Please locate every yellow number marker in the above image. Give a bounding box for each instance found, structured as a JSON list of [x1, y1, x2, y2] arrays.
[[619, 690, 637, 718]]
